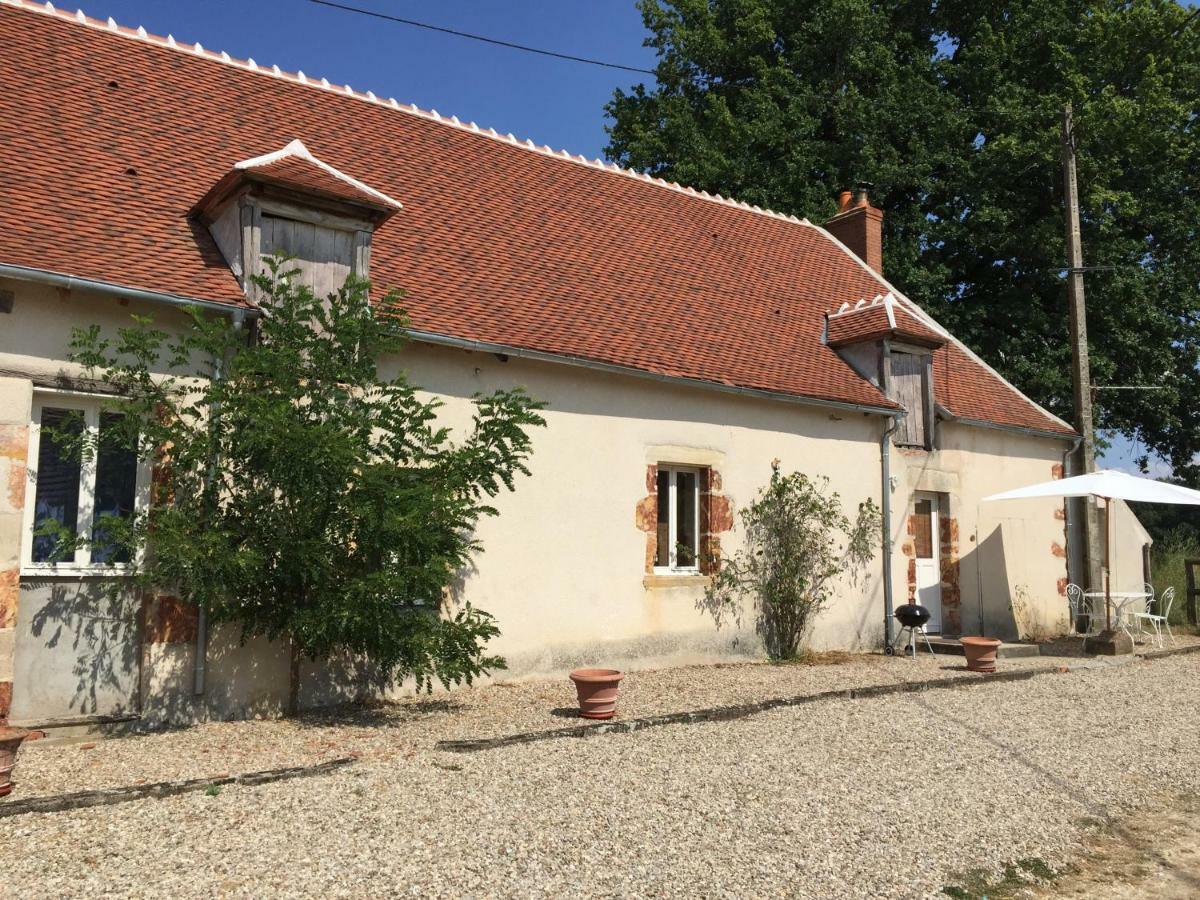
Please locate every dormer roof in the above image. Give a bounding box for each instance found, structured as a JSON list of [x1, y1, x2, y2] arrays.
[[194, 139, 401, 223], [826, 293, 947, 349]]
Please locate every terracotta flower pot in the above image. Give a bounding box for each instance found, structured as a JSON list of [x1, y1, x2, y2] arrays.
[[961, 636, 1002, 673], [0, 726, 31, 798], [569, 668, 624, 719]]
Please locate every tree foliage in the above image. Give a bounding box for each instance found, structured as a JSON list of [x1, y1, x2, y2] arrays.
[[607, 0, 1200, 478], [703, 462, 881, 659], [47, 261, 546, 696]]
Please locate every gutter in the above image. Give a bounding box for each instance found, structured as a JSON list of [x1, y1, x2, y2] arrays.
[[0, 263, 255, 318], [880, 412, 902, 650], [936, 405, 1078, 443], [405, 329, 901, 419]]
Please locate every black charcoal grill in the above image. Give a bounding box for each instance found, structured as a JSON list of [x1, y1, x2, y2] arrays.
[[887, 603, 935, 657]]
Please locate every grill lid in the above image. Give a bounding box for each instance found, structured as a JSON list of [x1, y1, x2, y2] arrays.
[[894, 603, 932, 627]]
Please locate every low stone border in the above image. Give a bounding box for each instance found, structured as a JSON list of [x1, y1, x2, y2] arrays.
[[437, 666, 1066, 753], [1138, 641, 1200, 661], [0, 756, 356, 819], [438, 643, 1200, 754], [7, 712, 141, 731]]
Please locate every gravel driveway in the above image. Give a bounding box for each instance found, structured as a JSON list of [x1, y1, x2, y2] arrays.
[[9, 646, 1106, 799], [5, 651, 1199, 897]]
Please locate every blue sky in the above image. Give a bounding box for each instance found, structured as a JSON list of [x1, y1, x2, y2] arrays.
[[83, 0, 655, 160], [71, 1, 1173, 474]]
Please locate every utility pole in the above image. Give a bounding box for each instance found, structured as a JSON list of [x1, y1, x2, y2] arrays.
[[1061, 104, 1104, 601]]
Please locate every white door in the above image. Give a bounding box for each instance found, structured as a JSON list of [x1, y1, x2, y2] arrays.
[[912, 494, 943, 632]]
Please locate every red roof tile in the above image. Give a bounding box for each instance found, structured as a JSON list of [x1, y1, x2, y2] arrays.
[[223, 139, 402, 213], [0, 2, 1074, 436], [891, 306, 949, 347], [827, 306, 893, 346], [826, 297, 947, 348]]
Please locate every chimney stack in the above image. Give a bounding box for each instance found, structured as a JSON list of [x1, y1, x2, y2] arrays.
[[824, 181, 883, 274]]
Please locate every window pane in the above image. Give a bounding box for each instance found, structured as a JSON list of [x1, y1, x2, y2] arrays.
[[912, 499, 934, 559], [32, 408, 83, 562], [656, 469, 670, 567], [676, 471, 697, 567], [92, 412, 138, 564]]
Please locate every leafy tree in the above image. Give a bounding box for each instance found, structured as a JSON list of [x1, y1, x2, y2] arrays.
[[45, 261, 545, 707], [703, 462, 881, 658], [607, 0, 1200, 479]]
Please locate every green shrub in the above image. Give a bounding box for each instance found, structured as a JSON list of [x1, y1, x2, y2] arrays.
[[1151, 529, 1198, 630]]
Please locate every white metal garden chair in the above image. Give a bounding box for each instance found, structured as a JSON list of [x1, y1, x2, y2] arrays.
[[1131, 586, 1176, 648], [1130, 582, 1157, 642], [1066, 583, 1099, 637]]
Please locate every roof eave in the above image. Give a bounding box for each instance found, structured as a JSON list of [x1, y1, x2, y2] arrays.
[[405, 328, 900, 418], [191, 170, 399, 226], [939, 408, 1079, 442], [0, 261, 253, 316]]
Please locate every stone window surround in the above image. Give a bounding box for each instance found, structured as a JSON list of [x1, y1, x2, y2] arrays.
[[636, 446, 733, 584]]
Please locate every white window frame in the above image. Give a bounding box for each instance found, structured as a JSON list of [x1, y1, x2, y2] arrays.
[[20, 391, 150, 576], [653, 465, 702, 575]]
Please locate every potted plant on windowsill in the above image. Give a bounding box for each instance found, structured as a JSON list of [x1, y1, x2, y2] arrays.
[[0, 726, 31, 797]]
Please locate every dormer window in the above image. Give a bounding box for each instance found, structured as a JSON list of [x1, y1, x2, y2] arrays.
[[826, 292, 946, 450], [192, 139, 401, 300]]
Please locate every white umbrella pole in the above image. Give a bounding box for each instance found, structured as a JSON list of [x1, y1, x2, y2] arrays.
[[1104, 495, 1112, 632]]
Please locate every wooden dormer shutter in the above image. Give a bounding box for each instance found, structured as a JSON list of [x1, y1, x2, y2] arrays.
[[889, 349, 933, 448]]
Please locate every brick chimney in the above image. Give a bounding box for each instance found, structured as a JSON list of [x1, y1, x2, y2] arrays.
[[824, 182, 883, 274]]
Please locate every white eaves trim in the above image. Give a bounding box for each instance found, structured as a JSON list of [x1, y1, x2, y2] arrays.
[[234, 138, 403, 210], [805, 220, 1076, 435]]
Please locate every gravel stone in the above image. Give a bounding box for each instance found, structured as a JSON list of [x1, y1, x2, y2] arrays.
[[3, 645, 1199, 897], [10, 644, 1133, 799]]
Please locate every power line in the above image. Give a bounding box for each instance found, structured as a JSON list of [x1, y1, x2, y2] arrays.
[[307, 0, 657, 75]]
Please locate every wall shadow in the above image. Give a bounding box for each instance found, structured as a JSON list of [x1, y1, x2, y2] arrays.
[[958, 528, 1021, 640], [15, 578, 140, 720]]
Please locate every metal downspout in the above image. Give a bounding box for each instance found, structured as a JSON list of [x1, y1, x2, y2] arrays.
[[194, 308, 247, 696], [881, 413, 902, 649]]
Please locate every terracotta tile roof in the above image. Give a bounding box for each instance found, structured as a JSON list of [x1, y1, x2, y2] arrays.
[[826, 295, 947, 348], [891, 307, 949, 347], [0, 1, 1075, 437], [227, 139, 403, 212], [827, 305, 893, 346]]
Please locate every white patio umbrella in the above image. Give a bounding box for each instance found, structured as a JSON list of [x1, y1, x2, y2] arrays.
[[984, 469, 1200, 634]]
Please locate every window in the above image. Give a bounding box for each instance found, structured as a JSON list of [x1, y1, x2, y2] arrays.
[[655, 465, 700, 572], [889, 349, 933, 448], [22, 396, 145, 571], [912, 498, 935, 559]]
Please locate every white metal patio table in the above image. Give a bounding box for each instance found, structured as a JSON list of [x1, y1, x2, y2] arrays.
[[1084, 591, 1150, 643]]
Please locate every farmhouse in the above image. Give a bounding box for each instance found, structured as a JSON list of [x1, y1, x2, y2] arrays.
[[0, 1, 1147, 724]]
